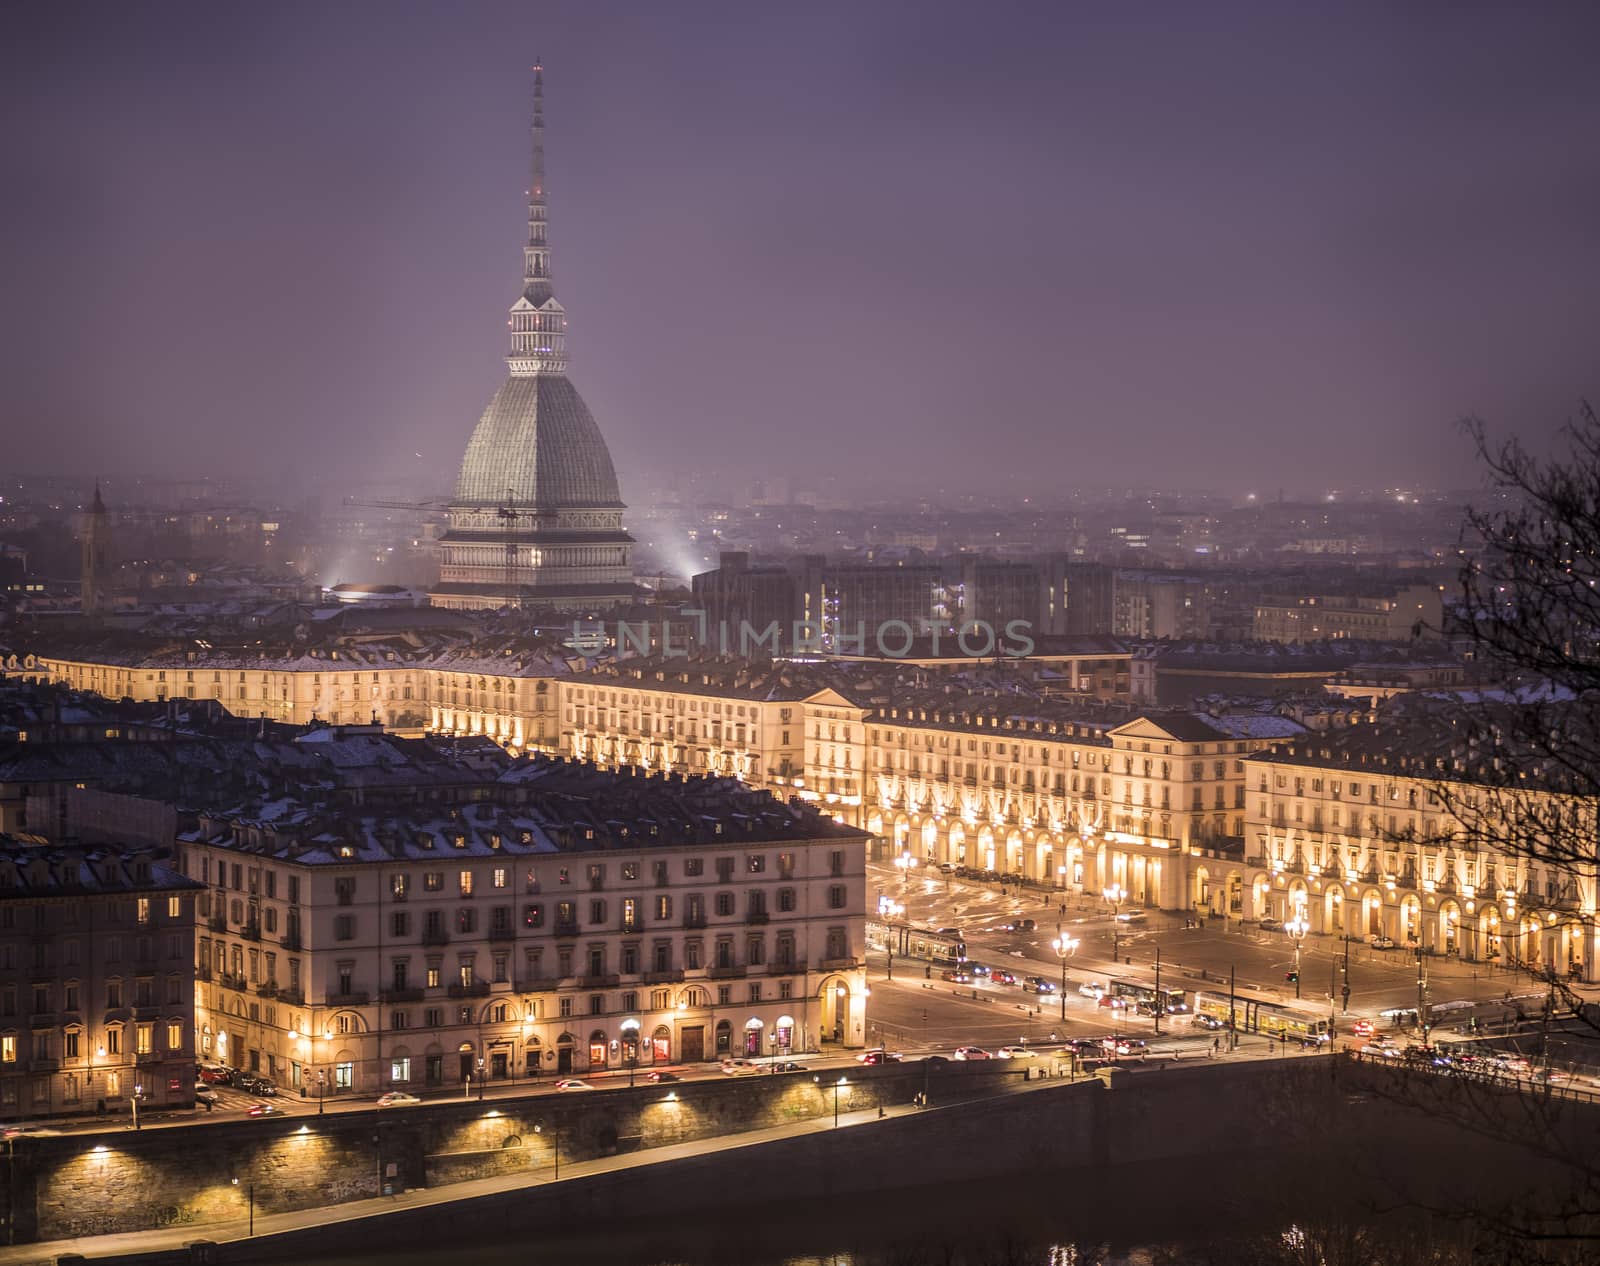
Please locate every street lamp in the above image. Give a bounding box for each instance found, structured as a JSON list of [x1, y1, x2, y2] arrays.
[[1051, 932, 1079, 1022], [1285, 913, 1309, 1000], [815, 1074, 848, 1127], [1103, 885, 1126, 961], [231, 1177, 255, 1236], [894, 851, 915, 889], [878, 895, 904, 979], [534, 1120, 559, 1179]]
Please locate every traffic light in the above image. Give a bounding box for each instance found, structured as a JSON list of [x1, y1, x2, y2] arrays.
[[1285, 971, 1299, 984]]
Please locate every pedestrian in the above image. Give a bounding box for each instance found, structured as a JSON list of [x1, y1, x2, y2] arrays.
[[1212, 1037, 1220, 1057], [1059, 902, 1066, 916]]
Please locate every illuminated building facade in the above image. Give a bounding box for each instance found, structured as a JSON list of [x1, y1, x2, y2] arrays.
[[179, 764, 868, 1094], [0, 840, 200, 1121]]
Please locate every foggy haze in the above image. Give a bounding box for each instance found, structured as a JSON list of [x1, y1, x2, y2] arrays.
[[3, 0, 1598, 501]]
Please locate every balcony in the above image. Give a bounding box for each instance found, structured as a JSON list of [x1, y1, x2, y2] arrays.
[[325, 990, 370, 1007], [28, 1012, 55, 1028], [240, 923, 261, 943], [619, 920, 644, 935], [255, 983, 278, 1000], [220, 973, 248, 992], [381, 987, 424, 1004], [195, 966, 213, 983], [487, 925, 517, 942], [277, 987, 305, 1006], [30, 1056, 61, 1072], [514, 977, 561, 993], [447, 981, 490, 999], [707, 965, 746, 980], [577, 973, 620, 989], [642, 969, 684, 984], [681, 914, 707, 930], [745, 911, 771, 925], [818, 957, 859, 971], [208, 914, 227, 933], [421, 927, 451, 947], [280, 931, 302, 952], [134, 1051, 165, 1067], [767, 960, 805, 975]]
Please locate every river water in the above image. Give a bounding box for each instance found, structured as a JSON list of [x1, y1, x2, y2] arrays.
[[293, 1164, 1293, 1266]]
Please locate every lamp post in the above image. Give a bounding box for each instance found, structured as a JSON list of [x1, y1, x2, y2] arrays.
[[1051, 931, 1079, 1022], [815, 1074, 847, 1127], [476, 1057, 486, 1102], [535, 1120, 559, 1180], [1103, 884, 1125, 961], [1285, 914, 1309, 1000], [878, 895, 904, 980], [231, 1177, 255, 1236]]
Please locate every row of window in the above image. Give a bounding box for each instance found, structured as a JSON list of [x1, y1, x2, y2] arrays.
[[1, 973, 187, 1014], [0, 1018, 185, 1062]]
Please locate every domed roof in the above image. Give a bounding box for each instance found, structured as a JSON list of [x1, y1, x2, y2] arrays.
[[452, 375, 623, 509]]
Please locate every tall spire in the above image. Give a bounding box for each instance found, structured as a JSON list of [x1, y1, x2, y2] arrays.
[[507, 59, 568, 376]]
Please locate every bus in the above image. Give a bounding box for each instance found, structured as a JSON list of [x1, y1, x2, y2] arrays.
[[866, 920, 966, 968], [1110, 980, 1189, 1015], [1194, 993, 1332, 1043]]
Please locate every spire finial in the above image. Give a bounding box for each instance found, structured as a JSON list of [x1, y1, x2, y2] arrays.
[[507, 60, 567, 375]]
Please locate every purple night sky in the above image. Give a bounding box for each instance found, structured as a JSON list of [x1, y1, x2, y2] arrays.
[[3, 1, 1597, 499]]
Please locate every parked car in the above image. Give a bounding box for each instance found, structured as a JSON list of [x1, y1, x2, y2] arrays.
[[769, 1061, 810, 1073], [194, 1086, 220, 1107], [246, 1102, 280, 1117], [1258, 917, 1283, 932], [376, 1091, 422, 1108], [1022, 976, 1056, 994], [645, 1071, 681, 1083], [1369, 934, 1398, 950], [989, 970, 1018, 986], [252, 1078, 279, 1097], [197, 1062, 231, 1085], [938, 863, 957, 874], [232, 1073, 262, 1094], [996, 1046, 1037, 1059], [1101, 1036, 1146, 1056], [857, 1049, 904, 1065], [554, 1078, 596, 1091], [1078, 981, 1107, 999], [953, 1046, 993, 1060], [941, 969, 974, 984]]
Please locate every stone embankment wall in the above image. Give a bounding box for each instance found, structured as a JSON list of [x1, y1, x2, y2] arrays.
[[11, 1061, 989, 1243]]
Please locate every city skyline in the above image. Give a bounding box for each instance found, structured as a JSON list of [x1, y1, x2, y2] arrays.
[[4, 2, 1598, 499]]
